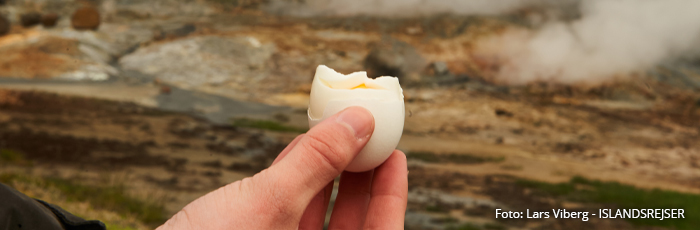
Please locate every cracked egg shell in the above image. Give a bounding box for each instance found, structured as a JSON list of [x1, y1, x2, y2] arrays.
[[308, 65, 405, 172]]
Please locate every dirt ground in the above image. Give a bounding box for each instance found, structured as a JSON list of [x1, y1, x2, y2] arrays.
[[0, 89, 295, 224], [1, 1, 700, 229], [2, 78, 698, 229]]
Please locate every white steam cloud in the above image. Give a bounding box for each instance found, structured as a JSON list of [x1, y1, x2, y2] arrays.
[[268, 0, 700, 85], [475, 0, 700, 85]]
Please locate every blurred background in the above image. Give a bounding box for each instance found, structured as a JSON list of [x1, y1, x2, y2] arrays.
[[1, 0, 699, 229]]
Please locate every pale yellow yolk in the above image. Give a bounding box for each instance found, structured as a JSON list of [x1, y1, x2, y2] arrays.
[[321, 79, 384, 90], [351, 83, 371, 89]]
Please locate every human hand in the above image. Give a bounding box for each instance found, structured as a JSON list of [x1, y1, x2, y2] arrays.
[[157, 106, 408, 230]]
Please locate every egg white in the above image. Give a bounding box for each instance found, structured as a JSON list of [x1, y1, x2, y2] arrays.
[[308, 65, 405, 172]]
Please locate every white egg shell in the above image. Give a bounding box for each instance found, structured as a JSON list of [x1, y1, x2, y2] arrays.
[[308, 65, 405, 172]]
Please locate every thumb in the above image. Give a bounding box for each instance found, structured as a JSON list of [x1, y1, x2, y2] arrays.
[[156, 107, 375, 230], [249, 106, 374, 224]]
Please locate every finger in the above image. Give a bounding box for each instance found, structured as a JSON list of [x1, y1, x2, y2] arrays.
[[298, 181, 333, 230], [249, 107, 375, 224], [327, 170, 374, 229], [272, 134, 305, 165], [363, 150, 408, 230]]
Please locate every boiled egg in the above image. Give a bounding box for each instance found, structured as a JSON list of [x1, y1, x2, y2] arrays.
[[308, 65, 405, 172]]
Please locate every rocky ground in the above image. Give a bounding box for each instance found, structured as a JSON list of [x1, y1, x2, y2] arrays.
[[1, 0, 700, 229]]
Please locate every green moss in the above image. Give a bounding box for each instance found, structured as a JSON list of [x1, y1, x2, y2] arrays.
[[500, 164, 523, 171], [0, 149, 31, 166], [483, 223, 507, 230], [232, 118, 308, 133], [0, 149, 24, 163], [0, 173, 166, 226], [442, 222, 506, 230], [407, 151, 504, 164], [518, 176, 700, 230], [425, 205, 450, 213], [445, 223, 481, 230], [103, 223, 139, 230], [432, 216, 459, 224]]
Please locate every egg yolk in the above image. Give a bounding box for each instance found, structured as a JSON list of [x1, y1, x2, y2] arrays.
[[320, 79, 385, 90], [351, 83, 385, 89], [351, 83, 369, 89]]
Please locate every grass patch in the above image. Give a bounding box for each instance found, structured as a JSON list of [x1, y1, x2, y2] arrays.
[[483, 223, 507, 230], [104, 223, 139, 230], [232, 118, 308, 133], [407, 151, 504, 164], [0, 173, 166, 226], [425, 205, 450, 213], [517, 176, 700, 230], [0, 149, 31, 166], [445, 223, 481, 230], [431, 216, 459, 224], [1, 149, 24, 163], [499, 164, 523, 171], [444, 222, 506, 230]]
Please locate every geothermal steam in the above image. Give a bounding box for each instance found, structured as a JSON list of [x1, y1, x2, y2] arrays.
[[269, 0, 700, 85], [475, 0, 700, 84]]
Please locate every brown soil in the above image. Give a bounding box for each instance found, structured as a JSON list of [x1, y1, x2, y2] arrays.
[[0, 36, 82, 79], [0, 89, 295, 215]]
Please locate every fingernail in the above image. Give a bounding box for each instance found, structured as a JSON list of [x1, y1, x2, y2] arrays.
[[336, 107, 374, 140]]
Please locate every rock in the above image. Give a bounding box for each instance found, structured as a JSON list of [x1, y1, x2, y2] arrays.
[[41, 13, 59, 28], [429, 61, 450, 76], [20, 12, 42, 27], [363, 37, 426, 82], [0, 29, 118, 80], [0, 15, 9, 36], [495, 109, 513, 117], [154, 24, 197, 40], [120, 36, 275, 87], [160, 85, 172, 94], [172, 24, 196, 37], [114, 0, 214, 19], [71, 7, 101, 30]]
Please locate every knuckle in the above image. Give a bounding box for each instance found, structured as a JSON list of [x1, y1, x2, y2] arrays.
[[262, 186, 296, 222], [167, 205, 196, 229], [238, 177, 253, 193], [251, 170, 298, 222], [303, 133, 346, 174], [354, 186, 372, 197]]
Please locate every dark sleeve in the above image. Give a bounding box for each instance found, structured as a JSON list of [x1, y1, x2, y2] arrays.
[[0, 183, 106, 230]]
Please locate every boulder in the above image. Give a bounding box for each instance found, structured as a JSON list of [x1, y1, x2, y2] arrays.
[[430, 61, 450, 76], [0, 15, 9, 36], [20, 12, 42, 27], [41, 13, 59, 28], [120, 36, 275, 87], [363, 37, 426, 82], [71, 7, 100, 30]]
